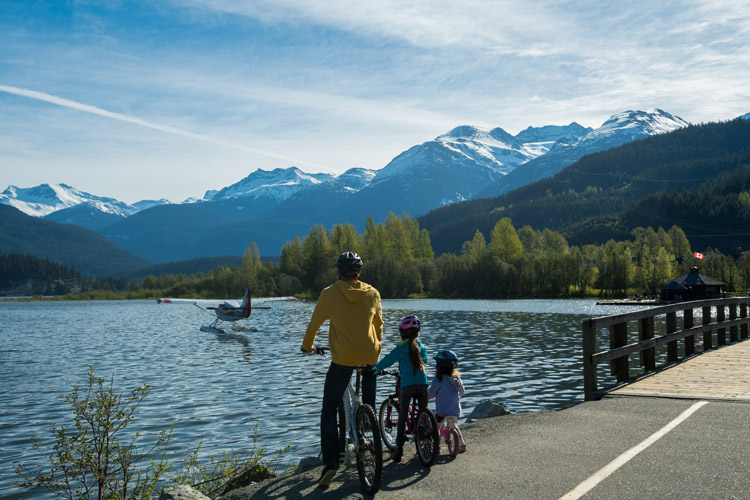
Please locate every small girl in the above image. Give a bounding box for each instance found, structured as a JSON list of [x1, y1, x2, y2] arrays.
[[428, 349, 466, 453], [374, 315, 429, 463]]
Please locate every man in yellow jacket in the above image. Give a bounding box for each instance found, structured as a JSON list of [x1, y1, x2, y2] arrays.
[[301, 251, 383, 487]]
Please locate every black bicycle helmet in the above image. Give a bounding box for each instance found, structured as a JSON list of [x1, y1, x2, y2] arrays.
[[434, 349, 458, 368], [335, 251, 363, 274]]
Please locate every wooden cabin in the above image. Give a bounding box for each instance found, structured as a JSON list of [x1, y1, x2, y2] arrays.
[[660, 267, 726, 302]]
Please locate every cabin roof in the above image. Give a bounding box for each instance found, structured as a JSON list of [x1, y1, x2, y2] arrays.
[[662, 281, 688, 291], [663, 267, 726, 288]]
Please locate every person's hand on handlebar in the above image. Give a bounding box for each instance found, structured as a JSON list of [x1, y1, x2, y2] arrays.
[[301, 346, 328, 355]]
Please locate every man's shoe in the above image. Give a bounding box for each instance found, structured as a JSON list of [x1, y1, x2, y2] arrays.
[[318, 465, 337, 488], [392, 447, 403, 463]]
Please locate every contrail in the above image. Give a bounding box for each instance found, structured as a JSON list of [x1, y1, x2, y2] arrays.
[[0, 84, 322, 168]]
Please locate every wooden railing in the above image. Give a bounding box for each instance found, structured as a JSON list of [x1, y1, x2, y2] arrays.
[[582, 297, 750, 400]]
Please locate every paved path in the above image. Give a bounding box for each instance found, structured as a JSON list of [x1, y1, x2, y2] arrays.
[[224, 341, 750, 499]]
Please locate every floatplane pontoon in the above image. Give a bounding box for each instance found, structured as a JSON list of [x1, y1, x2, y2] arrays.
[[156, 288, 297, 333]]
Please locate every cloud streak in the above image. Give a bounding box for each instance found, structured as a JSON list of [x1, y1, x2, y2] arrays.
[[0, 84, 323, 168]]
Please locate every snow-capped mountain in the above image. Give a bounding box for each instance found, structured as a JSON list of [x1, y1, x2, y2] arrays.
[[208, 167, 336, 203], [362, 122, 592, 219], [96, 167, 379, 262], [478, 109, 689, 198], [0, 183, 170, 222], [372, 122, 591, 187], [1, 183, 111, 217]]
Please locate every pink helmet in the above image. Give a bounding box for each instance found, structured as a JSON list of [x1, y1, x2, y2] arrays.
[[399, 315, 421, 332]]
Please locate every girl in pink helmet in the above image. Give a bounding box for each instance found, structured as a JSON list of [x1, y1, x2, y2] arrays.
[[375, 315, 429, 462]]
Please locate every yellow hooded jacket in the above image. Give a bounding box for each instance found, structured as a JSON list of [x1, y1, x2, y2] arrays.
[[302, 279, 383, 366]]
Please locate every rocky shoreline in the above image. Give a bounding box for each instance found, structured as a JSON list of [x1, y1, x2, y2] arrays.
[[159, 400, 511, 500]]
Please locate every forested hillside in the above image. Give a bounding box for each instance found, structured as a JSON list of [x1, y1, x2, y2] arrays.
[[0, 204, 152, 275], [419, 118, 750, 254], [0, 254, 83, 295]]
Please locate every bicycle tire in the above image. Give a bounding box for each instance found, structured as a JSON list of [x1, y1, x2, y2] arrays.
[[447, 427, 460, 457], [354, 404, 383, 495], [414, 408, 439, 467], [378, 397, 400, 452]]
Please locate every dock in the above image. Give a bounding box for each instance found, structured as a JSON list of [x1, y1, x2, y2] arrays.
[[608, 337, 750, 400], [595, 299, 660, 305]]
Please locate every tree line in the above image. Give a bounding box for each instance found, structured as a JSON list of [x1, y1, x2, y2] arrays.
[[9, 212, 750, 301]]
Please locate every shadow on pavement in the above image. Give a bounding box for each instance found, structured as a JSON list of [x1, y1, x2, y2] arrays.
[[224, 446, 448, 499]]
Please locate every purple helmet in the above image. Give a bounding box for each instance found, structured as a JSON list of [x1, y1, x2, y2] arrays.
[[399, 315, 421, 332]]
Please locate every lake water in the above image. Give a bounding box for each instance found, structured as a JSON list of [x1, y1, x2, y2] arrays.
[[0, 298, 642, 499]]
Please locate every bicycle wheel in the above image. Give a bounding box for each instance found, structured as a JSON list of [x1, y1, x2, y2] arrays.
[[378, 397, 399, 452], [447, 427, 460, 457], [414, 408, 439, 467], [355, 404, 383, 495]]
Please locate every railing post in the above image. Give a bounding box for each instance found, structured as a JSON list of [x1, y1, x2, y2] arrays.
[[610, 322, 629, 382], [666, 312, 678, 362], [741, 302, 748, 340], [729, 303, 738, 342], [684, 306, 695, 356], [639, 316, 656, 370], [703, 305, 713, 351], [582, 319, 597, 401], [717, 305, 726, 346]]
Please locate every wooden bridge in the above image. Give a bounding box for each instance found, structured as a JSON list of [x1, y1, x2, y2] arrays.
[[582, 297, 750, 401]]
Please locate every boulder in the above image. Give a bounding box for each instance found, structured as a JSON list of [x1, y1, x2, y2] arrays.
[[159, 485, 210, 500], [466, 399, 511, 422], [295, 456, 320, 474]]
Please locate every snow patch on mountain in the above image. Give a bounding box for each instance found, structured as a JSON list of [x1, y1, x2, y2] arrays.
[[210, 167, 335, 203], [0, 183, 170, 218], [584, 109, 688, 142], [477, 109, 689, 198]]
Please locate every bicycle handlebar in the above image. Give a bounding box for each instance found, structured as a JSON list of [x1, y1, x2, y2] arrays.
[[301, 346, 328, 355]]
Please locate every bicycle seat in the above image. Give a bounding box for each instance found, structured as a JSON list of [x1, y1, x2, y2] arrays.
[[443, 416, 459, 427]]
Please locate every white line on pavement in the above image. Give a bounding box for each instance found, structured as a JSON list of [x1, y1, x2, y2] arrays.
[[558, 400, 709, 500]]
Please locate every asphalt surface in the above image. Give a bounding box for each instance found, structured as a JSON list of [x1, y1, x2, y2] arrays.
[[222, 396, 750, 499]]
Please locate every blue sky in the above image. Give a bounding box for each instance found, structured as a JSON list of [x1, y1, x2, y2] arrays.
[[1, 0, 749, 204]]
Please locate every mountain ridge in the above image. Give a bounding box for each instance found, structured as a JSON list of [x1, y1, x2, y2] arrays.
[[2, 108, 715, 262]]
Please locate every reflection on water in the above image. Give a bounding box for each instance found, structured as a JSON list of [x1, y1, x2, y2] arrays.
[[0, 298, 642, 498]]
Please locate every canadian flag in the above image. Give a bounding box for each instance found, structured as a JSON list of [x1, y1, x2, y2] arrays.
[[694, 252, 705, 259]]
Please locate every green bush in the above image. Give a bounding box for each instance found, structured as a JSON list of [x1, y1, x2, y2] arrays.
[[15, 367, 291, 499], [14, 366, 172, 499]]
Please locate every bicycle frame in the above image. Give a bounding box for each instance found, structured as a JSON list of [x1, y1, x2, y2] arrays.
[[378, 369, 439, 466], [380, 371, 423, 440], [340, 369, 363, 462], [309, 348, 382, 494]]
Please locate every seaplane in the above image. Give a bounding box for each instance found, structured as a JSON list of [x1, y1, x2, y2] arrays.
[[156, 288, 297, 333]]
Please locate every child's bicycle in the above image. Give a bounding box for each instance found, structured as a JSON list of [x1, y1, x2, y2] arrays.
[[437, 416, 462, 457], [312, 347, 383, 495], [377, 370, 439, 466]]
